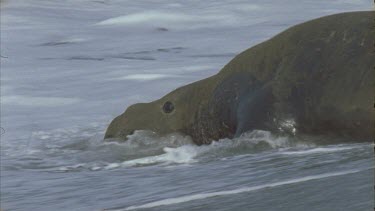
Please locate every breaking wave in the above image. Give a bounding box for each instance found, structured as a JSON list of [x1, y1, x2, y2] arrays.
[[279, 146, 357, 155], [94, 10, 265, 30], [5, 126, 368, 173], [54, 129, 308, 171]]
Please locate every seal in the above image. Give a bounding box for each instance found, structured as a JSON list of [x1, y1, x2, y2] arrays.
[[105, 11, 374, 145]]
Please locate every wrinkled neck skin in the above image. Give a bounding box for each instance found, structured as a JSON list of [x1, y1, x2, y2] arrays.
[[184, 73, 275, 145]]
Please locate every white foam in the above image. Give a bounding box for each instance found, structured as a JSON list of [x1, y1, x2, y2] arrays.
[[2, 95, 81, 107], [104, 163, 121, 170], [96, 12, 195, 26], [114, 169, 367, 211], [121, 145, 198, 167], [90, 166, 102, 171], [114, 74, 180, 81], [105, 130, 305, 170], [179, 65, 214, 72], [53, 144, 199, 172], [281, 146, 355, 155], [99, 145, 198, 170], [57, 163, 86, 172], [101, 131, 294, 169], [95, 11, 238, 29], [234, 130, 292, 148]]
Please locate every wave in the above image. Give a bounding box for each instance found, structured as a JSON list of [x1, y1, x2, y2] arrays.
[[51, 130, 309, 171], [111, 145, 199, 168], [44, 130, 195, 171], [104, 130, 300, 168], [39, 37, 87, 46], [113, 74, 182, 81], [12, 127, 369, 173], [108, 168, 369, 211], [94, 11, 253, 30], [96, 12, 196, 26], [280, 146, 356, 155], [1, 95, 82, 107]]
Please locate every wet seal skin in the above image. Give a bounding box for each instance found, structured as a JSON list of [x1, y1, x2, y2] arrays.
[[105, 11, 374, 145]]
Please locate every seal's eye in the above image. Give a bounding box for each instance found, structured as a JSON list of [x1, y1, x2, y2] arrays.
[[162, 101, 174, 113]]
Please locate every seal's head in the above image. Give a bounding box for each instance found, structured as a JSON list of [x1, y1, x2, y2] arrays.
[[104, 100, 177, 139], [104, 77, 222, 143]]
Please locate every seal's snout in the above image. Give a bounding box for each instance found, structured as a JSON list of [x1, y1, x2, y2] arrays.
[[104, 115, 136, 140], [104, 103, 153, 140], [104, 115, 126, 139]]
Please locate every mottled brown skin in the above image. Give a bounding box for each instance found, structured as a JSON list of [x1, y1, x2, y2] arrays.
[[105, 11, 374, 145]]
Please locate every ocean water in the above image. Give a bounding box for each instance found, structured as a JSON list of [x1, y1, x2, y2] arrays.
[[0, 0, 373, 210]]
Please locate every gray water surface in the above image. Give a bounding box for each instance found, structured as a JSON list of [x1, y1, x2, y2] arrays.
[[1, 0, 374, 210]]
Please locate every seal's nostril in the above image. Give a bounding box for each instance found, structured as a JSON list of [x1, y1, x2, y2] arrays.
[[162, 101, 174, 113]]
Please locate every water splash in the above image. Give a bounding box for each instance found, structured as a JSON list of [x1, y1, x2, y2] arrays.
[[7, 126, 368, 173]]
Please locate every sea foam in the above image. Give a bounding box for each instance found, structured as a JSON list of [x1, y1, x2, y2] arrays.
[[280, 146, 356, 155], [115, 74, 180, 81], [96, 12, 195, 25], [95, 11, 238, 29]]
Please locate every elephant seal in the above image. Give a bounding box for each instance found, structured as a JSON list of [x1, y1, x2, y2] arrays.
[[105, 11, 374, 145]]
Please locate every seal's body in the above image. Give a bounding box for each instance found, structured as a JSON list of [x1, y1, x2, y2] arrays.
[[105, 11, 374, 145]]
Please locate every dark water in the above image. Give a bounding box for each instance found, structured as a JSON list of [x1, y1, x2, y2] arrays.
[[1, 0, 373, 210]]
